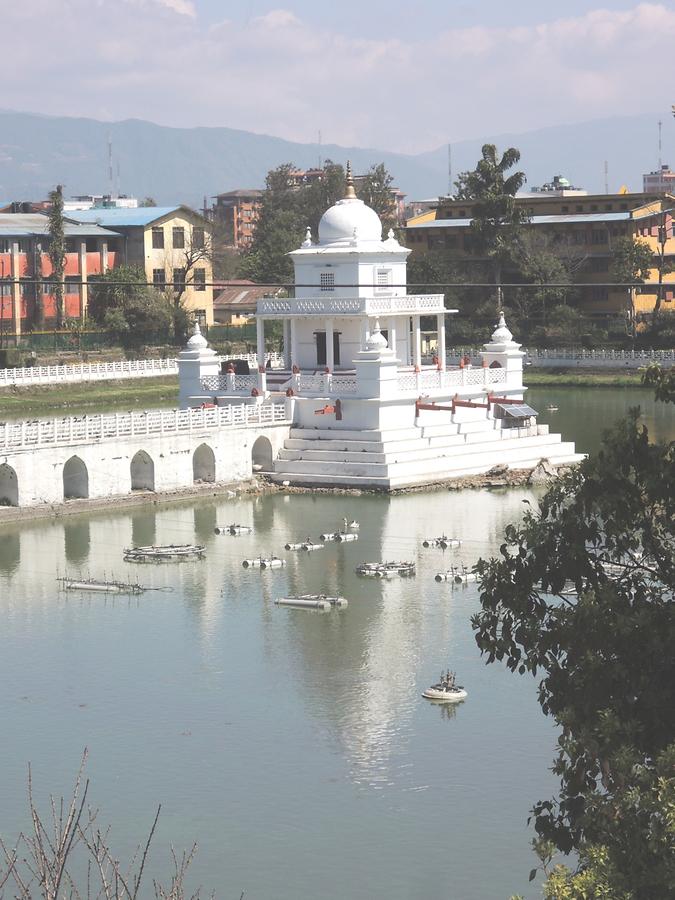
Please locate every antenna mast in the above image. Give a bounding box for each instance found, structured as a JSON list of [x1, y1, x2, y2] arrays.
[[447, 144, 452, 197], [318, 130, 322, 169], [108, 134, 113, 198], [604, 160, 609, 194], [658, 119, 663, 170]]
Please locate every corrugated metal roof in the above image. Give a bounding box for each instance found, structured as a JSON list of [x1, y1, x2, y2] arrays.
[[65, 206, 186, 227], [0, 213, 120, 237], [410, 212, 631, 230], [214, 282, 278, 309]]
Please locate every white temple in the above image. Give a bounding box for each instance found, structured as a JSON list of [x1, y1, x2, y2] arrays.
[[178, 166, 584, 488]]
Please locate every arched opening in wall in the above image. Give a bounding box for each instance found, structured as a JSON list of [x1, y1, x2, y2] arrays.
[[251, 436, 273, 472], [489, 360, 503, 368], [193, 443, 216, 483], [63, 456, 89, 500], [130, 450, 155, 491], [0, 464, 18, 507]]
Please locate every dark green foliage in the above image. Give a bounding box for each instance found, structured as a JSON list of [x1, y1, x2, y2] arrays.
[[88, 266, 173, 348], [241, 160, 398, 284], [472, 385, 675, 897], [47, 184, 66, 328], [454, 144, 527, 289], [356, 163, 398, 233]]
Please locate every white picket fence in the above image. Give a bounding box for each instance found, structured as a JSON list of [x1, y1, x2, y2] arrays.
[[0, 352, 286, 388], [0, 400, 289, 451], [447, 347, 675, 370]]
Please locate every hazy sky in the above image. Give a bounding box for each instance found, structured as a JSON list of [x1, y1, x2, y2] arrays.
[[5, 1, 675, 154]]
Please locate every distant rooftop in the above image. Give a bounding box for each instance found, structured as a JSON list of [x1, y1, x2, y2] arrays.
[[409, 211, 633, 229], [65, 206, 199, 227], [0, 213, 120, 238]]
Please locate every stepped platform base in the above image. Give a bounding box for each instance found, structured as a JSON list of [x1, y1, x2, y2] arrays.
[[270, 420, 585, 490]]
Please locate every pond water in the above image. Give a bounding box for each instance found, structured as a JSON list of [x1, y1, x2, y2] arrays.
[[0, 387, 672, 899]]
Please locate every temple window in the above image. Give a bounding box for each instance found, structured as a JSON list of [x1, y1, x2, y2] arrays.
[[320, 272, 335, 292]]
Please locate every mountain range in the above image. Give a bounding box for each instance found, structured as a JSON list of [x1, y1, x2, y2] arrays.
[[0, 109, 668, 207]]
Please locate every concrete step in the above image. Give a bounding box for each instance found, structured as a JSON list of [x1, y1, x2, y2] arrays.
[[289, 426, 419, 443], [273, 434, 576, 480], [284, 436, 429, 454]]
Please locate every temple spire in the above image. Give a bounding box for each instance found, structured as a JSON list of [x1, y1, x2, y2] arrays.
[[344, 160, 357, 200]]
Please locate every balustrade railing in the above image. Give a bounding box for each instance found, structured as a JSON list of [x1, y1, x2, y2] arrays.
[[396, 366, 506, 393], [0, 352, 285, 389], [0, 401, 289, 451]]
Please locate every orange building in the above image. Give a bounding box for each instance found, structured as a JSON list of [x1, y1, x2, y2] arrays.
[[212, 189, 263, 250], [406, 191, 675, 317], [0, 214, 120, 338]]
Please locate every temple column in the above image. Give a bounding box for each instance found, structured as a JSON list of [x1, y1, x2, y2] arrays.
[[360, 319, 369, 350], [256, 316, 265, 368], [290, 318, 298, 367], [282, 320, 291, 368], [437, 311, 446, 370], [387, 317, 397, 356], [325, 317, 334, 371], [413, 315, 422, 369]]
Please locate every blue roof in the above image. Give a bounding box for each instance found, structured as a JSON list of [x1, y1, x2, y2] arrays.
[[409, 211, 632, 229], [65, 206, 184, 227]]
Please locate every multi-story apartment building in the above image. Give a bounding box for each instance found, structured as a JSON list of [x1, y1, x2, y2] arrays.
[[406, 191, 675, 317], [0, 214, 120, 338], [211, 190, 263, 250], [67, 206, 214, 324], [643, 165, 675, 194]]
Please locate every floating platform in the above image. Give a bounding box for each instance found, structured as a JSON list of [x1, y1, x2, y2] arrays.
[[242, 556, 286, 569], [58, 576, 145, 595], [356, 561, 416, 578], [422, 536, 462, 549], [275, 594, 348, 610], [435, 566, 478, 584], [214, 524, 252, 535], [124, 544, 205, 563]]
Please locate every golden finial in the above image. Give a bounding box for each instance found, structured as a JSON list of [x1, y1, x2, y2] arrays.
[[345, 160, 357, 199]]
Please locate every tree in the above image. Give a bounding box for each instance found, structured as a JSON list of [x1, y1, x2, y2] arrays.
[[356, 163, 398, 233], [472, 375, 675, 897], [89, 266, 173, 347], [160, 223, 212, 342], [453, 144, 527, 293], [610, 236, 654, 335], [140, 196, 157, 207], [47, 184, 66, 328], [652, 212, 674, 326], [0, 751, 212, 898], [241, 161, 345, 284], [510, 230, 573, 324], [241, 160, 398, 284]]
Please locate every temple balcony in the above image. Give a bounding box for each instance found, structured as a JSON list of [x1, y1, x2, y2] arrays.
[[256, 293, 445, 317], [198, 363, 509, 401]]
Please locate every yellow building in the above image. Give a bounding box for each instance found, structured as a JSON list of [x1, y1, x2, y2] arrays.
[[67, 206, 215, 324], [406, 192, 675, 318]]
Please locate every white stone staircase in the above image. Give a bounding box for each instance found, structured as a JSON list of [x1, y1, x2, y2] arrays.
[[270, 418, 585, 488]]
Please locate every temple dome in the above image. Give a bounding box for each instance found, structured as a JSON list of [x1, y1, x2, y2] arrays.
[[318, 196, 383, 245]]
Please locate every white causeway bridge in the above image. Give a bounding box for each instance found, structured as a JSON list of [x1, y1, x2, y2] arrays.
[[0, 401, 290, 508]]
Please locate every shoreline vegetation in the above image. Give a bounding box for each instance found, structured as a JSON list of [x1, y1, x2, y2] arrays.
[[0, 368, 660, 420]]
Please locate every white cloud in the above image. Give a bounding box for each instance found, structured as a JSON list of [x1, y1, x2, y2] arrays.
[[2, 2, 675, 153]]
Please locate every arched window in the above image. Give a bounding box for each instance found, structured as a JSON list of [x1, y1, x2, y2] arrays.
[[0, 463, 18, 507], [63, 456, 89, 499], [193, 443, 216, 483], [252, 436, 273, 472], [489, 360, 503, 369], [130, 450, 155, 491]]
